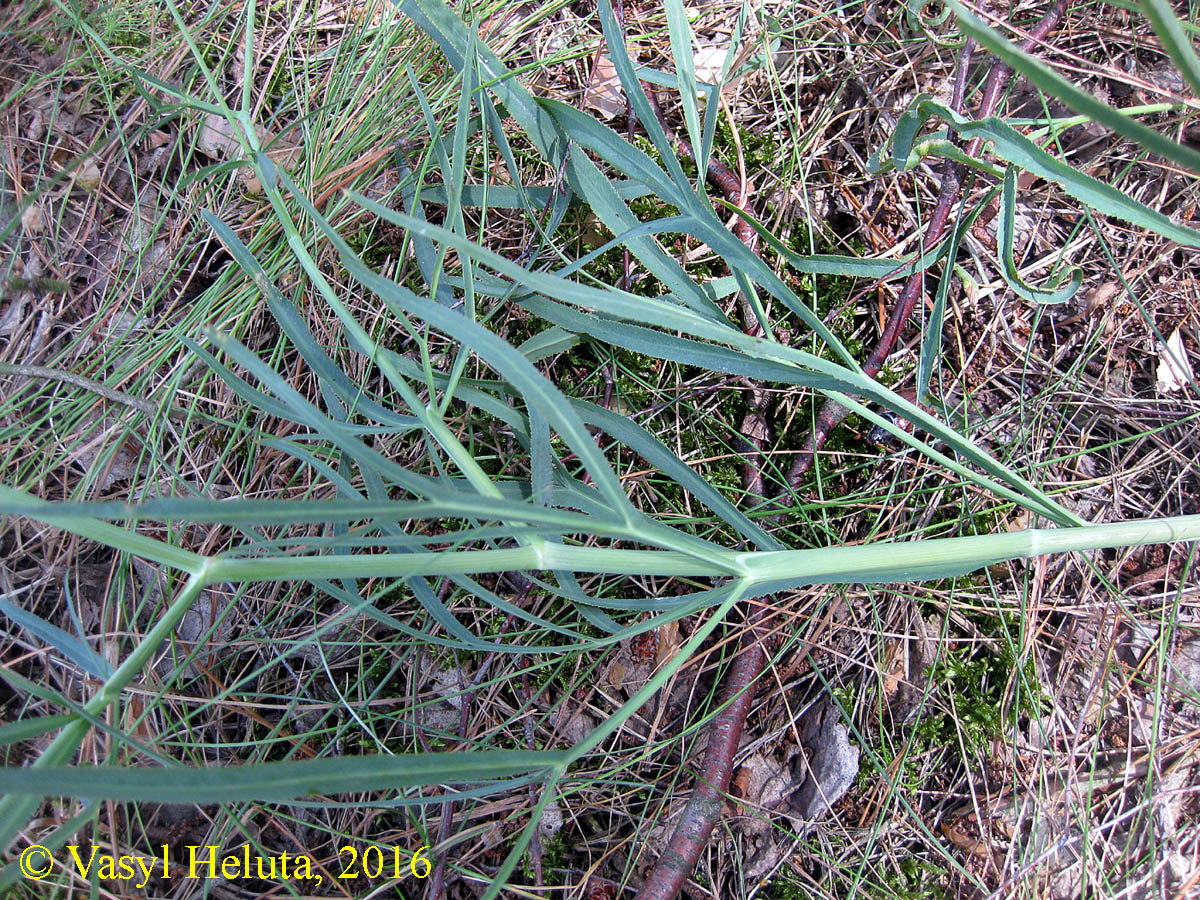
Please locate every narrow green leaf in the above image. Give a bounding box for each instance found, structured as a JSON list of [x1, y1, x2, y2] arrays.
[[0, 802, 96, 890], [281, 177, 645, 529], [722, 198, 954, 279], [0, 486, 205, 573], [188, 331, 456, 503], [918, 190, 972, 401], [517, 325, 581, 361], [665, 0, 705, 176], [0, 715, 76, 747], [0, 751, 567, 803], [1139, 0, 1200, 103], [891, 94, 1200, 248], [447, 33, 477, 231], [400, 0, 726, 318], [595, 0, 692, 194], [201, 211, 420, 428], [0, 595, 112, 680], [996, 165, 1082, 304], [131, 71, 225, 114], [576, 400, 781, 550], [530, 405, 553, 507], [402, 69, 457, 305], [539, 99, 678, 200], [948, 0, 1200, 175], [417, 181, 654, 207]]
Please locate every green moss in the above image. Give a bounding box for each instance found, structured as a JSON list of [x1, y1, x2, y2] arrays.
[[911, 610, 1049, 754], [879, 856, 951, 899], [713, 116, 778, 172], [916, 645, 1007, 751], [536, 828, 571, 875], [766, 858, 950, 900], [363, 647, 399, 686], [345, 224, 395, 270]]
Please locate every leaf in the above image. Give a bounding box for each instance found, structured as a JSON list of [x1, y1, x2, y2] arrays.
[[400, 0, 727, 317], [665, 0, 705, 174], [584, 54, 626, 119], [995, 165, 1082, 304], [279, 177, 646, 529], [595, 0, 692, 194], [886, 94, 1200, 249], [0, 588, 120, 681], [0, 715, 76, 747], [516, 325, 581, 361], [0, 751, 567, 803], [201, 211, 420, 429], [0, 801, 97, 890], [1133, 0, 1200, 103], [947, 0, 1200, 176], [575, 400, 781, 551], [1157, 328, 1196, 393], [918, 189, 972, 402]]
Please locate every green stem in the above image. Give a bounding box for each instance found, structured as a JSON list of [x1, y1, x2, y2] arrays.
[[0, 568, 210, 851], [736, 514, 1200, 584], [206, 545, 741, 582], [199, 515, 1200, 586]]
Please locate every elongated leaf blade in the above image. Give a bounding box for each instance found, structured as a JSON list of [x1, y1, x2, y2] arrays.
[[948, 0, 1200, 175], [0, 751, 567, 803]]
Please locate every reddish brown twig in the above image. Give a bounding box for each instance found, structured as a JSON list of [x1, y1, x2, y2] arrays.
[[634, 617, 768, 900], [632, 83, 776, 900], [780, 154, 962, 485], [631, 5, 1069, 900], [782, 0, 1068, 492]]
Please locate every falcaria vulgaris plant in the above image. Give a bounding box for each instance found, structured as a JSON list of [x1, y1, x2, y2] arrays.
[[1, 0, 1198, 898]]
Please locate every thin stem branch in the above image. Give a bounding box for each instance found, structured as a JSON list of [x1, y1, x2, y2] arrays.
[[633, 5, 1070, 899], [0, 361, 188, 423], [782, 0, 1068, 493], [632, 78, 776, 900]]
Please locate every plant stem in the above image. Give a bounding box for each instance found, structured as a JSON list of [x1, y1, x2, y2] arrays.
[[0, 361, 188, 423], [634, 624, 767, 900], [0, 568, 210, 853], [635, 5, 1069, 898], [783, 0, 1069, 493]]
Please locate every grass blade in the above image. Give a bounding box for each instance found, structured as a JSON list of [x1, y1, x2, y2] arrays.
[[0, 752, 567, 803], [948, 0, 1200, 175], [996, 165, 1082, 304]]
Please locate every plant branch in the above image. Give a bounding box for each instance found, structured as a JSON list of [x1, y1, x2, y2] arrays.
[[630, 72, 779, 899], [782, 0, 1068, 493], [632, 4, 1068, 898]]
